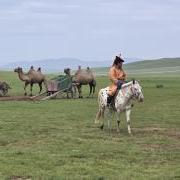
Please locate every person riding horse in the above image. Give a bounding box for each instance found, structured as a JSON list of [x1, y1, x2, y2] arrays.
[[107, 54, 127, 107]]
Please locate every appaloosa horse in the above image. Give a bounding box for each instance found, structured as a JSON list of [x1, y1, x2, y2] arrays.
[[95, 80, 144, 134]]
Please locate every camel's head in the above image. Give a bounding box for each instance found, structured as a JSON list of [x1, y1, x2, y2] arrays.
[[14, 67, 23, 73], [64, 68, 71, 76]]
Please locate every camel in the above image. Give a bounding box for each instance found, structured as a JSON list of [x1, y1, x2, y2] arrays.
[[73, 67, 96, 98], [14, 67, 47, 96], [0, 81, 11, 96]]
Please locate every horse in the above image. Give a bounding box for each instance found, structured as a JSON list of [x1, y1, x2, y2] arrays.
[[95, 80, 144, 134]]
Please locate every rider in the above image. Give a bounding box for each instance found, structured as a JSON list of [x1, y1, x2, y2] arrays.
[[107, 54, 127, 106]]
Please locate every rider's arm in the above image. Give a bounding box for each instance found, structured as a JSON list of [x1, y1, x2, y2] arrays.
[[121, 70, 127, 81], [109, 67, 118, 84]]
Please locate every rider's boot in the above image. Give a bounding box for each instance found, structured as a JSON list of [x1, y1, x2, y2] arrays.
[[107, 95, 115, 110]]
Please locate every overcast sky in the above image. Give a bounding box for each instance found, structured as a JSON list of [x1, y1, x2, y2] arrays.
[[0, 0, 180, 65]]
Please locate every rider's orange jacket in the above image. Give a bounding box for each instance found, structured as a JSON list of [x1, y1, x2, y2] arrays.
[[108, 66, 126, 96]]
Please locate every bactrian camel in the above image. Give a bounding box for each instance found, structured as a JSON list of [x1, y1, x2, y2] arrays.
[[73, 67, 96, 98], [14, 67, 47, 96]]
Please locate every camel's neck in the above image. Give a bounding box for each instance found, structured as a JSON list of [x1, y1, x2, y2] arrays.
[[17, 71, 29, 82]]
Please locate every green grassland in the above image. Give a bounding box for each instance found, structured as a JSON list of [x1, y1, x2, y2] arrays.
[[0, 60, 180, 179]]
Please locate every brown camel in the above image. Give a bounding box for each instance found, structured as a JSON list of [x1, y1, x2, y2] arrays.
[[14, 67, 47, 96], [0, 81, 11, 96], [73, 67, 96, 98]]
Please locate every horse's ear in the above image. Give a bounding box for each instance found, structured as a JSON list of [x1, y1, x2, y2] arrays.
[[132, 79, 135, 84]]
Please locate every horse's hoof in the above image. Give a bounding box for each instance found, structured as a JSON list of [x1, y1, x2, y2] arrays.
[[128, 132, 132, 136], [79, 96, 83, 98], [24, 93, 27, 96]]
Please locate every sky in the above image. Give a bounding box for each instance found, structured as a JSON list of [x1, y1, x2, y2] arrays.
[[0, 0, 180, 65]]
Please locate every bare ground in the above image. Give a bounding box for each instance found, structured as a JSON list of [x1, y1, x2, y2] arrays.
[[0, 96, 34, 101]]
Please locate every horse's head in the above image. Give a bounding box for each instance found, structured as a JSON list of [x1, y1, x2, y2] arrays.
[[131, 80, 144, 102]]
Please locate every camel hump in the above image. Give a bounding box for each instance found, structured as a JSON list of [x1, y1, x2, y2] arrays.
[[28, 69, 45, 80], [73, 68, 95, 84], [37, 67, 42, 73]]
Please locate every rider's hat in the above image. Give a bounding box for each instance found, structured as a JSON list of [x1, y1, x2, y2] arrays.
[[113, 53, 124, 65]]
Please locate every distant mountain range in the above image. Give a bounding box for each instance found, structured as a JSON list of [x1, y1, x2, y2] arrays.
[[0, 57, 140, 73]]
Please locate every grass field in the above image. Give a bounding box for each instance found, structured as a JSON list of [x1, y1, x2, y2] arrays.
[[0, 66, 180, 179]]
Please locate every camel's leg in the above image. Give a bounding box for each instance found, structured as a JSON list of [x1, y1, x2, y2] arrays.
[[77, 84, 83, 98], [91, 80, 96, 98], [126, 108, 132, 134], [24, 82, 29, 96], [38, 82, 42, 94], [92, 84, 96, 98], [71, 84, 77, 99], [30, 83, 34, 96], [87, 83, 92, 98]]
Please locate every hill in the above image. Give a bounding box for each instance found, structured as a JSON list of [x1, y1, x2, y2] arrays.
[[1, 57, 180, 76], [94, 58, 180, 76], [1, 57, 140, 73], [1, 58, 103, 73]]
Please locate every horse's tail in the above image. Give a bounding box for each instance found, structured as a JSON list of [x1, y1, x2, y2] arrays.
[[95, 109, 102, 123], [94, 89, 105, 123]]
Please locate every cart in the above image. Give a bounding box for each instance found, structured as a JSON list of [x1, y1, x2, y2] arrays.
[[32, 75, 78, 100]]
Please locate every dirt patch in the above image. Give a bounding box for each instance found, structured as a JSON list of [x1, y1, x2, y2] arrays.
[[143, 143, 180, 151], [166, 129, 180, 140], [0, 96, 34, 101], [8, 176, 32, 180], [133, 127, 166, 132], [134, 127, 180, 139]]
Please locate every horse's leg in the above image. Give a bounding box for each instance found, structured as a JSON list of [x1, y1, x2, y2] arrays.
[[115, 112, 121, 133], [99, 108, 105, 130], [95, 106, 105, 123], [126, 108, 132, 134], [106, 107, 113, 135], [24, 82, 29, 96]]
